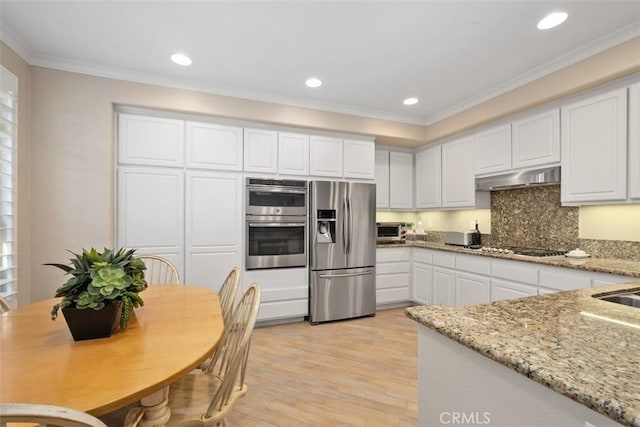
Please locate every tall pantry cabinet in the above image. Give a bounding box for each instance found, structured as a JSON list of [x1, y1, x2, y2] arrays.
[[117, 113, 243, 292]]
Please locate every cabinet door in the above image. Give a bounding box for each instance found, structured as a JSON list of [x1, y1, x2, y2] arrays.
[[185, 121, 243, 171], [432, 267, 455, 305], [412, 262, 433, 304], [375, 150, 390, 208], [455, 272, 491, 306], [475, 124, 511, 175], [629, 83, 640, 200], [415, 145, 442, 209], [184, 171, 242, 291], [278, 132, 309, 176], [310, 136, 343, 177], [244, 267, 308, 321], [118, 114, 184, 167], [491, 278, 537, 302], [117, 167, 184, 275], [389, 151, 414, 209], [344, 140, 375, 179], [561, 88, 627, 203], [512, 109, 560, 169], [442, 136, 476, 208], [244, 128, 278, 173]]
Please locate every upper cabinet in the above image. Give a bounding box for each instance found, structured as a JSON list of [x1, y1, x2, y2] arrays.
[[118, 114, 184, 167], [442, 136, 478, 208], [278, 132, 309, 176], [186, 121, 243, 171], [344, 140, 375, 179], [375, 150, 390, 208], [310, 135, 344, 177], [243, 128, 278, 174], [629, 82, 640, 200], [561, 88, 627, 204], [512, 108, 560, 169], [415, 144, 441, 209], [475, 124, 511, 175], [389, 151, 414, 209]]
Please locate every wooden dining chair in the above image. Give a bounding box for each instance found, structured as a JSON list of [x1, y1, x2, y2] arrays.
[[0, 403, 108, 427], [167, 283, 262, 426], [138, 255, 180, 285], [0, 296, 12, 313], [199, 267, 240, 371]]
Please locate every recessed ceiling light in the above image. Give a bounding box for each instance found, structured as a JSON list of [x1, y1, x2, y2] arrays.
[[537, 11, 568, 30], [171, 53, 192, 66], [403, 97, 419, 106], [305, 78, 322, 88]]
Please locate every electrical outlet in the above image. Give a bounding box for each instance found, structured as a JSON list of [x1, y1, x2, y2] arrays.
[[470, 220, 476, 230], [427, 219, 432, 229]]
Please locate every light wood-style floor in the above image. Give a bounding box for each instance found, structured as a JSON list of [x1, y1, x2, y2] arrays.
[[222, 307, 418, 426]]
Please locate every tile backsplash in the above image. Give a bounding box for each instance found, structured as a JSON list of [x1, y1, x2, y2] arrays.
[[486, 185, 579, 250]]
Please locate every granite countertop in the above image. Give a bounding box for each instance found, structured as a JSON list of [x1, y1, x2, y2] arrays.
[[406, 282, 640, 426], [377, 241, 640, 278]]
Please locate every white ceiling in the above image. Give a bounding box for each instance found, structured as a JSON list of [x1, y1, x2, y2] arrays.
[[1, 1, 639, 125]]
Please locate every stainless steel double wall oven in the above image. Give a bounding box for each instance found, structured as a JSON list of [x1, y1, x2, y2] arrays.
[[245, 178, 308, 270]]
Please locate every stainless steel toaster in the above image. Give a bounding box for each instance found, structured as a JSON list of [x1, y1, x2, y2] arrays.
[[444, 231, 472, 246]]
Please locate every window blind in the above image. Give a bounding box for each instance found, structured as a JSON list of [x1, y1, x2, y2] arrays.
[[0, 66, 17, 307]]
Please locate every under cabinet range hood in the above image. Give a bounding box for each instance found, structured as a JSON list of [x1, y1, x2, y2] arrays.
[[475, 166, 560, 191]]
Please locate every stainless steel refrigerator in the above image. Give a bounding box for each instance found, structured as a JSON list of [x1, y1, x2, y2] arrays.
[[309, 181, 376, 324]]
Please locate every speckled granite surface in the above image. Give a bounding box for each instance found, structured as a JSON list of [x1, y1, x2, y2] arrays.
[[405, 283, 640, 426], [377, 241, 640, 278]]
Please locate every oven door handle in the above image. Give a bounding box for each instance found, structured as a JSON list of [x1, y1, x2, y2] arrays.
[[319, 270, 373, 279], [248, 222, 306, 227], [247, 186, 307, 194]]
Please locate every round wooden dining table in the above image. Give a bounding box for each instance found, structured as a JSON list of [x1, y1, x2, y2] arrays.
[[0, 285, 224, 423]]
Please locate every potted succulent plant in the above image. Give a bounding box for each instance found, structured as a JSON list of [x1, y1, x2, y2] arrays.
[[47, 247, 148, 341]]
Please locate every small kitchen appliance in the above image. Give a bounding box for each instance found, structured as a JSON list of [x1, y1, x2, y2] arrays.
[[376, 222, 406, 243], [444, 231, 473, 246]]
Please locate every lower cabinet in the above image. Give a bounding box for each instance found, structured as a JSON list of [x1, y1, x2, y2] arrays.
[[491, 278, 538, 301], [376, 248, 411, 306], [455, 272, 491, 306], [244, 267, 308, 322], [412, 249, 433, 304], [433, 267, 455, 305]]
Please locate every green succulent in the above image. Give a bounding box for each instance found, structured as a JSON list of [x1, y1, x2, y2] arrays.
[[46, 247, 148, 329]]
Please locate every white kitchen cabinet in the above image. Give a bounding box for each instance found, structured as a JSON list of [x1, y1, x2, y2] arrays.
[[185, 121, 243, 171], [491, 278, 538, 301], [455, 272, 491, 306], [389, 151, 414, 209], [629, 82, 640, 200], [118, 114, 184, 167], [432, 267, 455, 305], [184, 171, 242, 291], [244, 128, 278, 174], [561, 88, 627, 204], [375, 150, 390, 208], [310, 135, 343, 177], [117, 167, 185, 276], [244, 267, 308, 322], [475, 124, 511, 175], [344, 139, 375, 179], [441, 136, 477, 208], [415, 144, 442, 209], [512, 108, 560, 169], [412, 260, 433, 305], [537, 265, 592, 294], [376, 248, 411, 306], [278, 132, 309, 176]]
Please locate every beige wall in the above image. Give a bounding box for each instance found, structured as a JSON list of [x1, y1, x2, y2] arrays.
[[425, 36, 640, 143], [1, 43, 32, 305], [580, 205, 640, 241], [377, 210, 492, 234]]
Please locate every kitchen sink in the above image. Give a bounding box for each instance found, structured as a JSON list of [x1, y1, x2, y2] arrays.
[[594, 290, 640, 308]]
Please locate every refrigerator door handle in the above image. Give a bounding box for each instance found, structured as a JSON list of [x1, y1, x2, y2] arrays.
[[346, 197, 352, 254], [342, 196, 349, 254], [319, 269, 373, 279]]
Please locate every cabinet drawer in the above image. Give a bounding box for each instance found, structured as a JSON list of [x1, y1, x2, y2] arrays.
[[456, 254, 491, 275], [538, 267, 591, 292], [376, 262, 411, 275], [491, 260, 538, 285], [412, 248, 433, 264], [377, 287, 410, 304], [433, 252, 455, 268], [377, 248, 411, 263], [377, 273, 411, 289]]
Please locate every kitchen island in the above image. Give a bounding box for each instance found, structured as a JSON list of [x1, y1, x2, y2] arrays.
[[406, 282, 640, 427]]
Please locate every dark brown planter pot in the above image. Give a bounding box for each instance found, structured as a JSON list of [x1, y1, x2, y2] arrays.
[[61, 301, 122, 341]]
